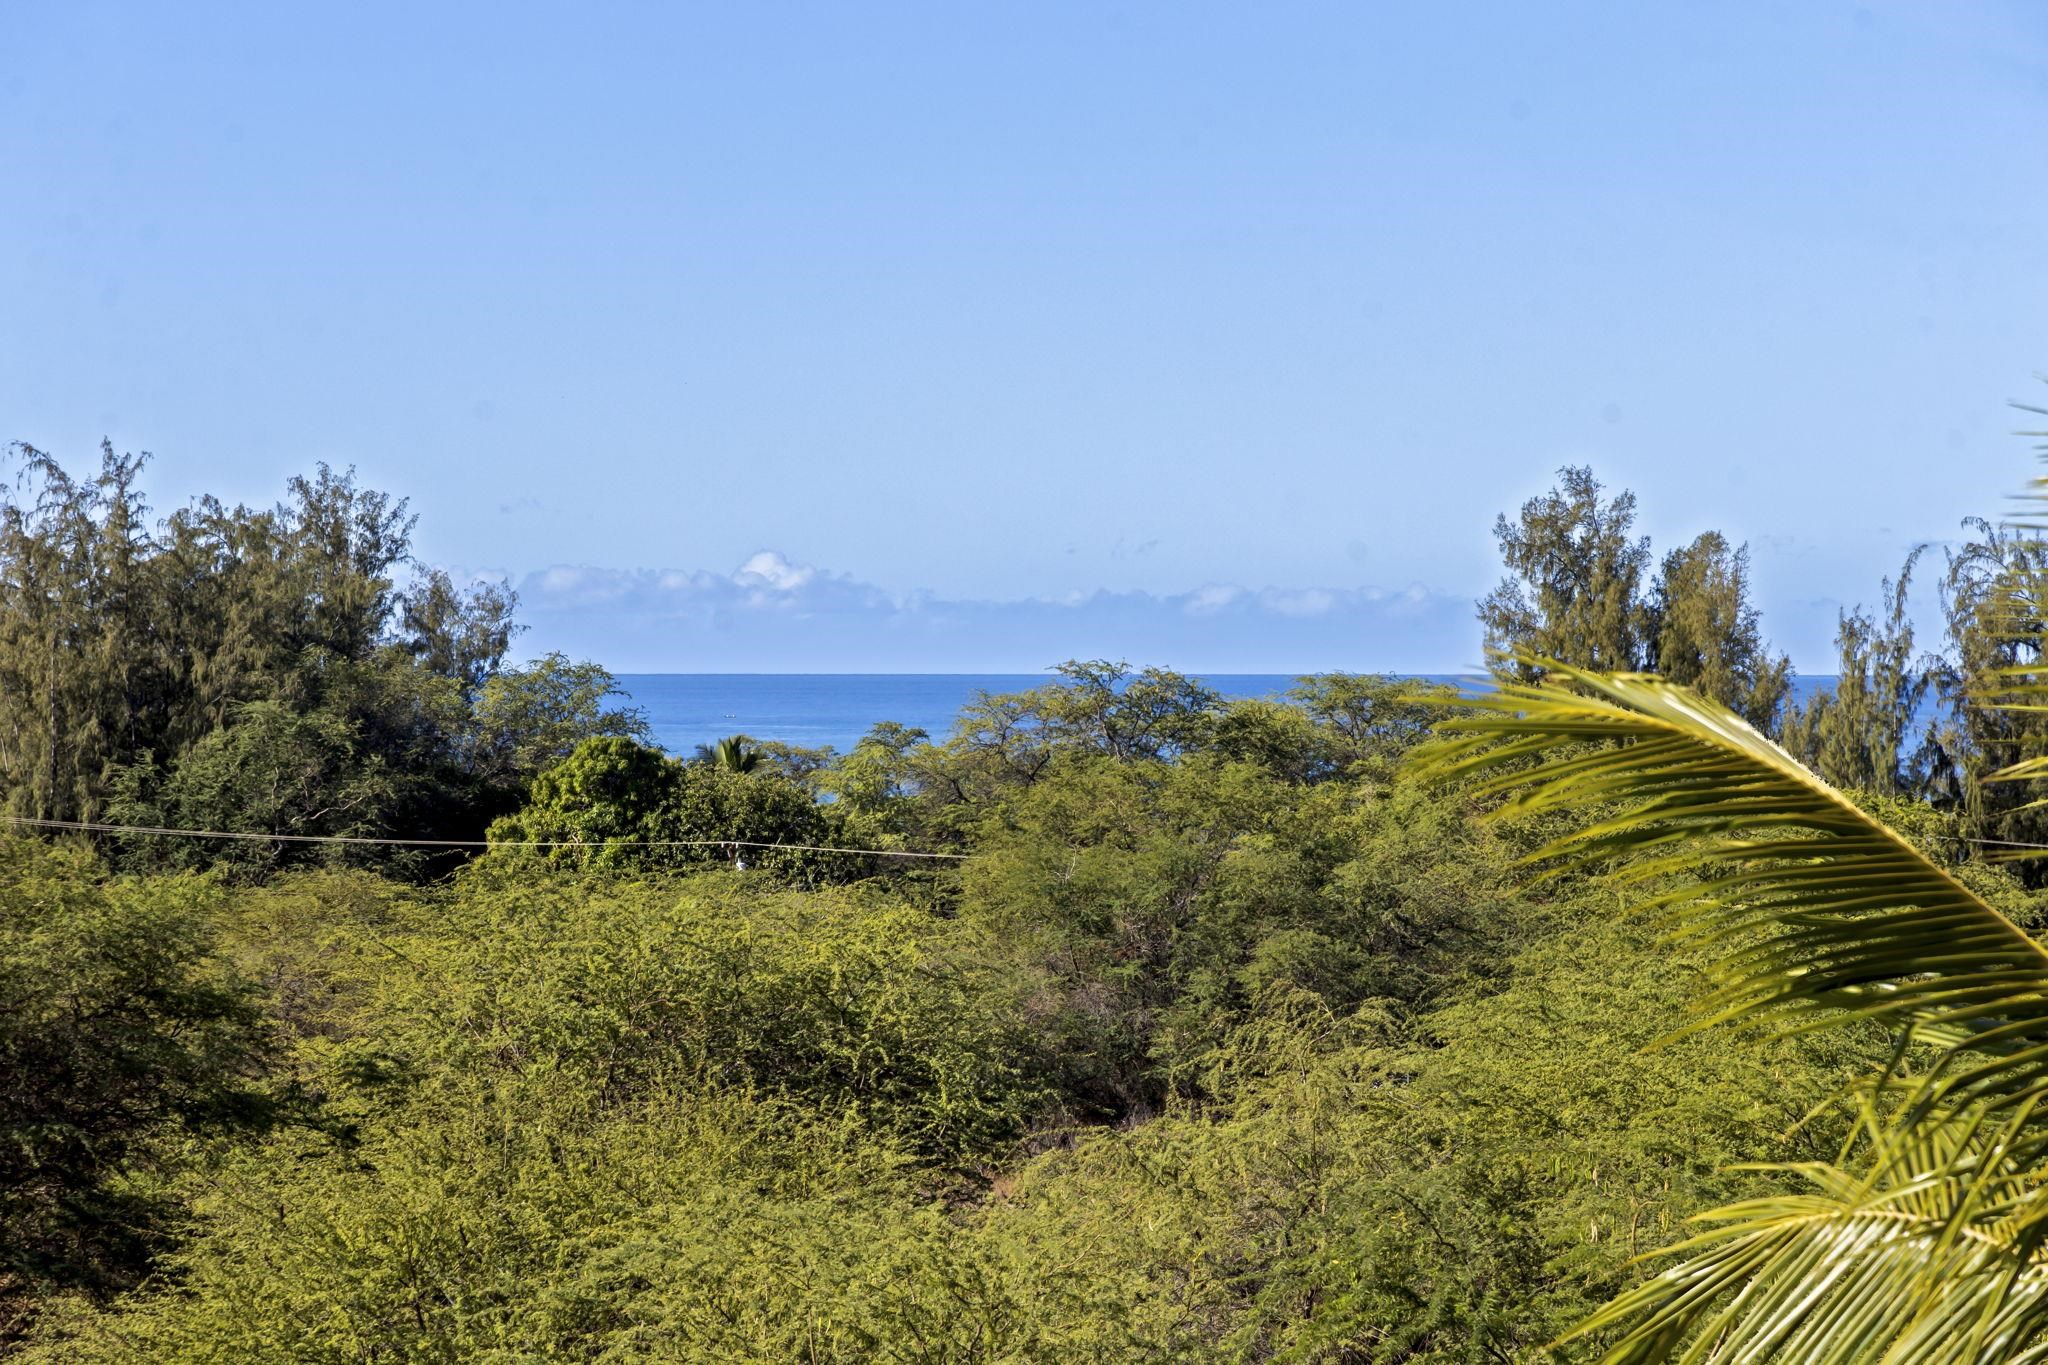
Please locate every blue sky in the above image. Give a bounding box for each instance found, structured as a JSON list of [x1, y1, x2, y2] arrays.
[[5, 1, 2047, 671]]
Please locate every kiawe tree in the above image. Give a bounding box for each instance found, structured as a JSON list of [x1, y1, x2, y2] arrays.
[[0, 842, 273, 1325], [1039, 660, 1223, 761]]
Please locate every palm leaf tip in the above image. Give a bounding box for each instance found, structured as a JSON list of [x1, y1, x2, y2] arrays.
[[1555, 1102, 2048, 1362]]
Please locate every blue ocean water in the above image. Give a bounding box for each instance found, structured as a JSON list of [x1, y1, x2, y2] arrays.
[[614, 673, 1316, 755], [614, 672, 1846, 757]]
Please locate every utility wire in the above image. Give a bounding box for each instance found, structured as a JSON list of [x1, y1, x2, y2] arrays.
[[9, 815, 2047, 861], [0, 815, 972, 860], [1950, 835, 2048, 853]]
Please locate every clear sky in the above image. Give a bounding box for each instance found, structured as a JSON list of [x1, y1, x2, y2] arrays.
[[5, 2, 2046, 671]]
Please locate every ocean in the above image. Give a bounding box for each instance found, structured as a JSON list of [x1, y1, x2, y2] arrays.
[[614, 673, 1322, 755], [613, 672, 1849, 757]]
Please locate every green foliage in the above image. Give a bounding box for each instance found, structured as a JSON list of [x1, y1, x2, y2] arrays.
[[665, 763, 832, 878], [1650, 530, 1793, 730], [908, 662, 1227, 825], [486, 737, 683, 867], [26, 1085, 950, 1364], [109, 702, 400, 877], [963, 755, 1521, 1115], [396, 566, 519, 694], [0, 841, 271, 1330], [1292, 672, 1457, 763], [975, 915, 1865, 1363], [744, 735, 841, 788], [1209, 697, 1330, 782], [1780, 548, 1929, 795], [1479, 465, 1655, 677], [11, 788, 1879, 1363], [1413, 660, 2048, 1357], [1418, 664, 2047, 1117], [0, 445, 637, 877], [821, 722, 929, 814], [15, 869, 1058, 1361], [468, 651, 651, 786], [1037, 659, 1224, 761], [1479, 466, 1792, 730], [700, 733, 763, 772], [30, 436, 2048, 1358], [1208, 673, 1462, 783], [1928, 517, 2048, 853], [489, 736, 838, 881]]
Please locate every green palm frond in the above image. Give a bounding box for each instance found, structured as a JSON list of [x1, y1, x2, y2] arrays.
[[1410, 662, 2048, 1115], [1564, 1097, 2048, 1363], [1978, 662, 2048, 790], [711, 735, 761, 773], [1408, 661, 2048, 1359], [1959, 451, 2048, 787]]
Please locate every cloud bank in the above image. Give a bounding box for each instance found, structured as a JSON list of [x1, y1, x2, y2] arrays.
[[502, 550, 1479, 673]]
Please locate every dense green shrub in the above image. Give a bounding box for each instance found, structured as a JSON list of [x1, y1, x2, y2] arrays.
[[8, 655, 1994, 1361], [0, 842, 272, 1334], [960, 754, 1519, 1113], [487, 737, 838, 881]]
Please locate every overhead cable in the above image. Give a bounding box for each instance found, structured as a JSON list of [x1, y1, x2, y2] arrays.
[[0, 815, 972, 860]]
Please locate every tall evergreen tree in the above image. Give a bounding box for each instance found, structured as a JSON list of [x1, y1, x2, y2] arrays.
[[1927, 516, 2048, 851], [1649, 531, 1794, 731], [0, 444, 158, 821], [1778, 551, 1927, 795], [1478, 466, 1653, 679], [0, 442, 634, 872], [1479, 467, 1793, 732]]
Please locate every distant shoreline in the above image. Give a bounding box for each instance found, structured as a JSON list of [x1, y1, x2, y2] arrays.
[[611, 672, 1845, 757]]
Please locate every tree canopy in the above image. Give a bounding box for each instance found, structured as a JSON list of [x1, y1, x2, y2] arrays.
[[0, 443, 644, 877], [12, 437, 2048, 1359]]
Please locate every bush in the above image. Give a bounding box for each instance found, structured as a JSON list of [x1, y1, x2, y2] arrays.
[[488, 737, 841, 882], [0, 841, 271, 1332]]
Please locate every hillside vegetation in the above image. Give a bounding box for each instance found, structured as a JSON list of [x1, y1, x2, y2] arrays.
[[5, 447, 2047, 1360]]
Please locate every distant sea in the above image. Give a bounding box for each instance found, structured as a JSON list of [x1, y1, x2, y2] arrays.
[[615, 672, 1855, 757], [614, 673, 1325, 755]]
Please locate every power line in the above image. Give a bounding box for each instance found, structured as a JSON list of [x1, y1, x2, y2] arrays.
[[9, 815, 2044, 863], [1951, 835, 2048, 853], [0, 816, 972, 860]]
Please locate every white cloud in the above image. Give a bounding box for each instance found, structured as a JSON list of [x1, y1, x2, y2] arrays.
[[503, 550, 1479, 672], [1185, 584, 1245, 615], [733, 550, 816, 592], [1262, 588, 1336, 618]]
